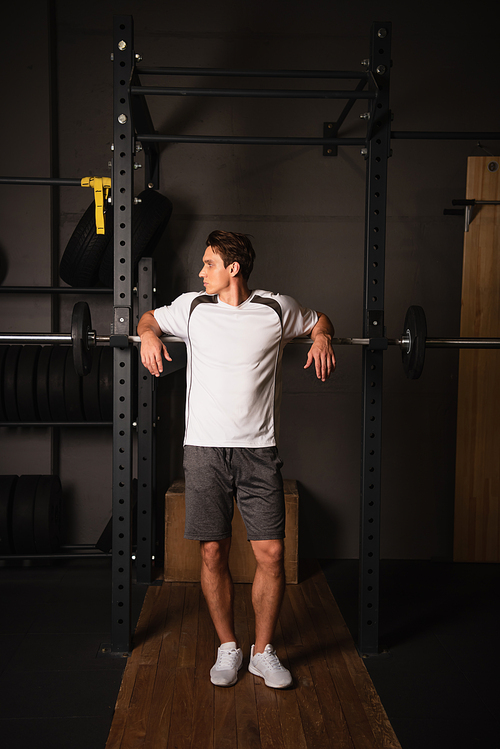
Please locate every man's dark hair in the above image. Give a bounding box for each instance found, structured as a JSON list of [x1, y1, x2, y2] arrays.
[[206, 230, 255, 281]]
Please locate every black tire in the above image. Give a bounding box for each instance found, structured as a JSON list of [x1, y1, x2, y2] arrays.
[[98, 189, 173, 287], [59, 200, 114, 287]]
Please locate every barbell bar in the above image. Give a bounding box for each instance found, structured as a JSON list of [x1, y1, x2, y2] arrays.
[[1, 302, 500, 380]]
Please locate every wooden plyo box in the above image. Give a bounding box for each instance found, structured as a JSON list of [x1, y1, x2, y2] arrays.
[[164, 479, 299, 584]]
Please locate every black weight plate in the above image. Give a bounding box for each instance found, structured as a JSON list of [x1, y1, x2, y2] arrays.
[[71, 301, 92, 377], [0, 475, 18, 554], [48, 346, 69, 422], [64, 348, 85, 421], [36, 346, 54, 422], [82, 347, 103, 421], [11, 475, 41, 554], [402, 305, 427, 380], [0, 346, 9, 422], [3, 345, 22, 421], [17, 345, 42, 421], [34, 475, 62, 554], [99, 346, 113, 422]]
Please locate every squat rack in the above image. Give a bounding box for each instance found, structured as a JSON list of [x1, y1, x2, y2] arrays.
[[110, 15, 499, 656]]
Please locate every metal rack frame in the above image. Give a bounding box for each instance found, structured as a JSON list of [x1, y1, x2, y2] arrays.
[[110, 15, 394, 655]]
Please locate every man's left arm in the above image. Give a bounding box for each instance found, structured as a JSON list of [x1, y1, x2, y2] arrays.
[[304, 312, 336, 382]]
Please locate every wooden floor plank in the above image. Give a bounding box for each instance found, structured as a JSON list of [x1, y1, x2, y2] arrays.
[[166, 585, 199, 749], [106, 565, 401, 749], [242, 584, 286, 749], [273, 618, 309, 749], [234, 583, 261, 749], [310, 569, 401, 749], [191, 590, 216, 749], [294, 575, 381, 749], [141, 584, 186, 749], [105, 585, 167, 749]]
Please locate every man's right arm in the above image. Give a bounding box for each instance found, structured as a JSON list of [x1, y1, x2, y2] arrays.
[[137, 310, 171, 377]]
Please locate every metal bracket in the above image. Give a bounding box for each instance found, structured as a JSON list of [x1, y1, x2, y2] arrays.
[[113, 308, 130, 335], [323, 122, 338, 156]]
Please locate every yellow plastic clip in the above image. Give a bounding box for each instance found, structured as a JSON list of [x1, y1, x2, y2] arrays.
[[81, 176, 112, 234]]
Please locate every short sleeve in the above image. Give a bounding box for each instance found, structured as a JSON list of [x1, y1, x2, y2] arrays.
[[153, 292, 199, 339], [278, 294, 318, 342]]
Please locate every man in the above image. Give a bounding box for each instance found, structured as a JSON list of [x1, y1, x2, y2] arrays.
[[138, 230, 335, 689]]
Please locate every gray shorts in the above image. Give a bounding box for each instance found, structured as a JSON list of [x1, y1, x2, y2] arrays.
[[183, 446, 285, 541]]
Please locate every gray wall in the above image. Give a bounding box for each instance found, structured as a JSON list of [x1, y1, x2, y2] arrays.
[[1, 0, 498, 558]]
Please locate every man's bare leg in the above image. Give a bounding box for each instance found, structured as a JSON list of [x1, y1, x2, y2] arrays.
[[200, 538, 237, 645], [250, 539, 285, 653]]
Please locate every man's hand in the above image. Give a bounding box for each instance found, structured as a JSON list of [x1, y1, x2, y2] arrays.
[[304, 312, 336, 382], [137, 311, 171, 377]]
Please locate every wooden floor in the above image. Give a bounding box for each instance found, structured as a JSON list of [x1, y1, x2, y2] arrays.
[[105, 562, 401, 749]]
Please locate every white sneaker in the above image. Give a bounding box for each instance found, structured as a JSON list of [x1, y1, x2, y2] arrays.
[[248, 644, 292, 688], [210, 642, 243, 687]]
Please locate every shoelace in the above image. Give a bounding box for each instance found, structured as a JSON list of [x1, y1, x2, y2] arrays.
[[259, 646, 287, 672], [216, 648, 239, 668]]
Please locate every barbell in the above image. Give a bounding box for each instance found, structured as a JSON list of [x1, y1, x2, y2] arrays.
[[1, 302, 500, 379]]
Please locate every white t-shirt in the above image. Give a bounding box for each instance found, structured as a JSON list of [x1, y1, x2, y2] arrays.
[[154, 290, 318, 448]]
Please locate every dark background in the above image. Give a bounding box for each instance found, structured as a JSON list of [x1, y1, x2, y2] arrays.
[[1, 0, 498, 560]]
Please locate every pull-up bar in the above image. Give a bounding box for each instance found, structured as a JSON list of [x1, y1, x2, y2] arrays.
[[130, 85, 376, 100], [135, 66, 369, 80], [137, 133, 366, 146]]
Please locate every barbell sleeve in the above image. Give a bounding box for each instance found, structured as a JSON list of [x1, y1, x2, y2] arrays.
[[425, 338, 500, 348]]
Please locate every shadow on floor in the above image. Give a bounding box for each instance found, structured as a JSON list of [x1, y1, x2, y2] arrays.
[[321, 559, 500, 749]]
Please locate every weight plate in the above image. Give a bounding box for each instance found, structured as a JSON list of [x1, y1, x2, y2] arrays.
[[34, 475, 62, 554], [48, 346, 69, 422], [17, 345, 41, 421], [64, 347, 85, 421], [36, 346, 54, 422], [71, 301, 93, 377], [99, 346, 113, 421], [82, 347, 103, 421], [0, 475, 18, 554], [3, 345, 22, 421], [0, 347, 9, 422], [11, 475, 41, 554], [402, 305, 427, 380]]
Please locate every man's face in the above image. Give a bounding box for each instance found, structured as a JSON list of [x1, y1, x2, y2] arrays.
[[199, 246, 232, 295]]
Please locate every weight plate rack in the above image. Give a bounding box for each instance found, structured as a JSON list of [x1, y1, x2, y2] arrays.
[[0, 474, 62, 557]]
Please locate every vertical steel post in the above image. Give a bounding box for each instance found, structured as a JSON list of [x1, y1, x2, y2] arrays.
[[136, 259, 156, 583], [358, 21, 392, 656], [111, 14, 135, 653]]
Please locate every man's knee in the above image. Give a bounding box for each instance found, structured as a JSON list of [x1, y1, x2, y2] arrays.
[[251, 539, 285, 571], [200, 538, 231, 573]]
